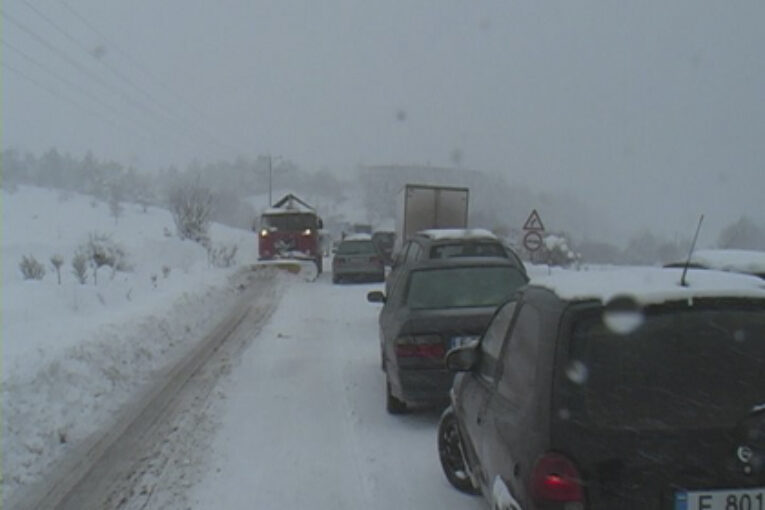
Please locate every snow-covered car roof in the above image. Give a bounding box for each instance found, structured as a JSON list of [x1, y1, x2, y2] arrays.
[[342, 233, 373, 241], [531, 267, 765, 306], [688, 249, 765, 276], [415, 228, 497, 241]]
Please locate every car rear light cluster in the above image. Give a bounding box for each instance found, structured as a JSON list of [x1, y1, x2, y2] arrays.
[[394, 334, 445, 358], [530, 453, 584, 508], [369, 256, 382, 265]]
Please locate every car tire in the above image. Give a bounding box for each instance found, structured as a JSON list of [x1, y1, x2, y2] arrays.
[[386, 378, 408, 415], [438, 407, 480, 495]]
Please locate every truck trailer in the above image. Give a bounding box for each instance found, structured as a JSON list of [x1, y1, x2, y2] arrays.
[[394, 184, 469, 253]]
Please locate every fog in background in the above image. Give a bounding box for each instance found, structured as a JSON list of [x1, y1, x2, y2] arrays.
[[3, 0, 764, 246]]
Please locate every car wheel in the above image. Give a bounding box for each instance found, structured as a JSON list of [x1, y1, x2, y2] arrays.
[[438, 407, 480, 495], [386, 378, 408, 415], [332, 274, 340, 284]]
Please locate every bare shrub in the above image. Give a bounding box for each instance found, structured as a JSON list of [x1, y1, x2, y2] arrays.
[[168, 183, 213, 247], [207, 244, 238, 268], [19, 255, 46, 280], [71, 252, 88, 284], [50, 254, 64, 284], [75, 233, 130, 284]]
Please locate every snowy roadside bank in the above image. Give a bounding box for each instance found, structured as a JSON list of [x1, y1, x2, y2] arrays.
[[1, 186, 276, 504]]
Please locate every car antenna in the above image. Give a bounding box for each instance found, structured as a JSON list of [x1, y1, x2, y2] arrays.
[[680, 214, 704, 287]]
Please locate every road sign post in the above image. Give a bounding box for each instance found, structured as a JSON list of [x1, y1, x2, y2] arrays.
[[522, 209, 545, 263]]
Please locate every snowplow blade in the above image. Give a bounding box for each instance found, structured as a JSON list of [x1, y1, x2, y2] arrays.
[[251, 259, 318, 281]]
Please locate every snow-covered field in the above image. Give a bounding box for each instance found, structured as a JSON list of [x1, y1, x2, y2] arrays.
[[2, 186, 265, 502]]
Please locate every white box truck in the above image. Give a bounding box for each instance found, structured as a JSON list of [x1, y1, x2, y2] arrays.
[[394, 184, 469, 253]]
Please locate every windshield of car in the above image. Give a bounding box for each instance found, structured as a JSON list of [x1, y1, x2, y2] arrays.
[[261, 213, 316, 231], [406, 266, 526, 309], [429, 242, 507, 259], [567, 303, 765, 430], [336, 240, 377, 255]]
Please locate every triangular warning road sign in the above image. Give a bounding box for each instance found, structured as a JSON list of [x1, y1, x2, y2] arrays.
[[523, 209, 545, 231]]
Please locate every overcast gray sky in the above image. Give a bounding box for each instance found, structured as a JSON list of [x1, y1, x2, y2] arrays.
[[3, 1, 764, 239]]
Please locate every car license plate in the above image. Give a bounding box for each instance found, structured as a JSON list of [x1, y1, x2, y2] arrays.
[[675, 487, 765, 510], [450, 335, 479, 350]]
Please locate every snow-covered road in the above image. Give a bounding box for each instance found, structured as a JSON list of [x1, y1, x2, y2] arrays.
[[188, 273, 485, 509]]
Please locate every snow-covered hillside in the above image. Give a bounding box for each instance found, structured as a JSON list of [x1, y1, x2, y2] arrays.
[[2, 186, 265, 501]]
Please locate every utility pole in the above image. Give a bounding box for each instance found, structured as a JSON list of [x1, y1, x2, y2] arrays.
[[267, 154, 272, 207]]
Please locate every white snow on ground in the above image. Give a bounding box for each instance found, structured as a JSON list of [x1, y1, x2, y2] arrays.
[[188, 276, 485, 510], [2, 186, 262, 502]]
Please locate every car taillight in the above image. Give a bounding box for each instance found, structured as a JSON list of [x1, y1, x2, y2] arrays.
[[369, 256, 382, 265], [394, 335, 445, 358], [530, 453, 584, 505], [334, 257, 346, 264]]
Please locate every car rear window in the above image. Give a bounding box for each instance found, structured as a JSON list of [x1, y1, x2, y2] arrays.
[[406, 266, 526, 309], [336, 241, 376, 255], [567, 303, 765, 430], [429, 242, 507, 259]]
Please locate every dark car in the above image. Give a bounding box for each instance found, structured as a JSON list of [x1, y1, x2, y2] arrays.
[[371, 230, 396, 265], [367, 257, 528, 414], [386, 228, 526, 293], [332, 234, 385, 283], [438, 267, 765, 510]]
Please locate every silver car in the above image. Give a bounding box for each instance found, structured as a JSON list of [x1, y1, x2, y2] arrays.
[[332, 234, 386, 283]]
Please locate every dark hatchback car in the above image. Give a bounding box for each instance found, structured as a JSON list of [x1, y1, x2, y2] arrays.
[[439, 267, 765, 510], [386, 228, 526, 294], [367, 257, 528, 414]]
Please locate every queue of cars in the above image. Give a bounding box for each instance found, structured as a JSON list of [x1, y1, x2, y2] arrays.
[[333, 229, 765, 510]]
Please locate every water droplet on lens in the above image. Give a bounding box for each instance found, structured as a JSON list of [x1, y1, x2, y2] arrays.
[[734, 330, 746, 342], [566, 360, 588, 385], [603, 296, 644, 335]]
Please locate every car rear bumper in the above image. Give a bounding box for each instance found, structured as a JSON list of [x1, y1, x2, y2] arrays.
[[333, 268, 384, 279], [393, 368, 453, 406]]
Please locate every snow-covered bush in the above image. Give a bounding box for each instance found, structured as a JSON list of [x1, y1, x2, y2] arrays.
[[75, 233, 130, 284], [71, 252, 88, 284], [168, 183, 213, 247], [19, 255, 46, 280], [542, 234, 579, 267], [207, 243, 238, 268]]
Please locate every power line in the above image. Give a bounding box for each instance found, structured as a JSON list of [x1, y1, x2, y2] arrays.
[[20, 0, 241, 154], [2, 8, 215, 157], [58, 0, 232, 139], [2, 61, 156, 145], [2, 37, 194, 150]]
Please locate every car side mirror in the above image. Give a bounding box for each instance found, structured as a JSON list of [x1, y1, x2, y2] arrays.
[[446, 345, 479, 372], [367, 290, 386, 303]]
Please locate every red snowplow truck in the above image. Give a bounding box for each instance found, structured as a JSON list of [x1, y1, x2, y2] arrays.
[[257, 193, 324, 275]]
